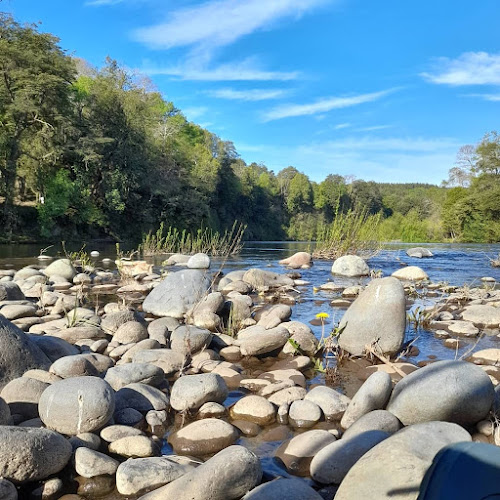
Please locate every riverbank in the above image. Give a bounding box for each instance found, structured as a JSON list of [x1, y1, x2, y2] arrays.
[[0, 250, 499, 498]]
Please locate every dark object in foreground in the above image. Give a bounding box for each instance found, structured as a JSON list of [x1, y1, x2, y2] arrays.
[[418, 442, 500, 500]]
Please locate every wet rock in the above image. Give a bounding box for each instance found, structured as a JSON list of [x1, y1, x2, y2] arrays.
[[115, 383, 169, 413], [76, 475, 115, 498], [0, 316, 51, 389], [142, 270, 211, 319], [275, 429, 337, 476], [392, 266, 428, 281], [198, 402, 226, 418], [334, 422, 471, 500], [109, 435, 159, 458], [305, 386, 350, 420], [289, 399, 322, 428], [39, 377, 115, 435], [230, 395, 276, 425], [170, 325, 213, 355], [138, 445, 262, 500], [116, 457, 193, 496], [43, 259, 76, 281], [406, 247, 433, 258], [170, 373, 227, 412], [114, 321, 148, 344], [341, 372, 392, 429], [168, 418, 239, 456], [75, 447, 119, 478], [342, 410, 402, 440], [338, 277, 406, 357], [243, 478, 323, 499], [279, 252, 313, 269], [104, 363, 165, 391], [331, 255, 369, 277], [387, 360, 495, 426], [310, 430, 390, 484], [0, 426, 72, 483], [362, 362, 419, 383]]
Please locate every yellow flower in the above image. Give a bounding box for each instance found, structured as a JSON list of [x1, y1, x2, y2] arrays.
[[315, 312, 330, 319]]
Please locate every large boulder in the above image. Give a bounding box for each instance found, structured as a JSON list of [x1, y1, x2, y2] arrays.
[[170, 373, 228, 412], [0, 316, 51, 390], [138, 445, 262, 500], [0, 426, 72, 483], [331, 255, 369, 277], [387, 360, 495, 426], [279, 252, 312, 269], [338, 277, 406, 357], [392, 266, 428, 281], [43, 259, 76, 281], [142, 270, 211, 318], [0, 281, 25, 301], [406, 247, 433, 258], [39, 377, 115, 435], [335, 422, 471, 500]]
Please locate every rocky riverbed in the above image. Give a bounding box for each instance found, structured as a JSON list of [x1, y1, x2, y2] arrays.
[[0, 249, 499, 499]]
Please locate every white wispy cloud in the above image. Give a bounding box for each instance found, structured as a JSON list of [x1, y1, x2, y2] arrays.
[[464, 93, 500, 102], [133, 0, 330, 50], [142, 58, 299, 82], [85, 0, 125, 5], [334, 123, 351, 130], [356, 125, 393, 132], [205, 88, 289, 101], [182, 106, 209, 120], [262, 89, 397, 121], [422, 52, 500, 86]]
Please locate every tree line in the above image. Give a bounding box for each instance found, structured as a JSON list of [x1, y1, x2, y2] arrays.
[[1, 14, 499, 244]]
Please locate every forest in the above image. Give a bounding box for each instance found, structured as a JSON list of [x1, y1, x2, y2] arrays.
[[1, 13, 499, 244]]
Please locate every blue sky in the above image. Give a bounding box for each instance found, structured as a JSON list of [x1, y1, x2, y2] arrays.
[[7, 0, 500, 184]]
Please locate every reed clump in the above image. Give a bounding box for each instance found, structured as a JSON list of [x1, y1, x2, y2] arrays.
[[139, 221, 246, 257], [313, 208, 382, 260]]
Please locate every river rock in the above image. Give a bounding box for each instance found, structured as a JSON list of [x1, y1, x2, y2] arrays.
[[49, 355, 99, 378], [461, 305, 500, 327], [304, 386, 350, 420], [132, 349, 185, 376], [310, 430, 390, 484], [0, 397, 11, 425], [0, 426, 72, 483], [279, 252, 313, 269], [147, 317, 179, 345], [164, 253, 191, 266], [115, 383, 169, 413], [288, 399, 322, 428], [0, 478, 17, 499], [116, 457, 193, 496], [1, 377, 49, 419], [243, 478, 323, 499], [281, 322, 319, 356], [0, 281, 25, 301], [101, 310, 140, 334], [142, 270, 211, 318], [468, 348, 500, 366], [138, 445, 262, 500], [334, 422, 471, 500], [268, 386, 307, 406], [168, 418, 239, 456], [0, 316, 51, 389], [120, 339, 160, 363], [342, 410, 402, 440], [331, 255, 369, 277], [230, 395, 276, 425], [338, 277, 406, 357], [237, 325, 290, 356], [275, 429, 336, 476], [43, 259, 76, 281], [69, 433, 102, 451], [114, 321, 148, 344], [75, 447, 119, 478], [256, 304, 292, 329], [187, 253, 210, 269], [341, 372, 392, 429], [0, 304, 37, 320], [104, 363, 165, 391], [29, 335, 80, 362], [101, 425, 145, 443], [170, 325, 213, 355], [387, 360, 495, 426], [39, 377, 115, 435], [406, 247, 433, 258], [242, 269, 294, 289], [186, 292, 224, 331], [108, 436, 159, 458], [170, 373, 227, 412], [392, 266, 428, 281], [50, 326, 106, 343]]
